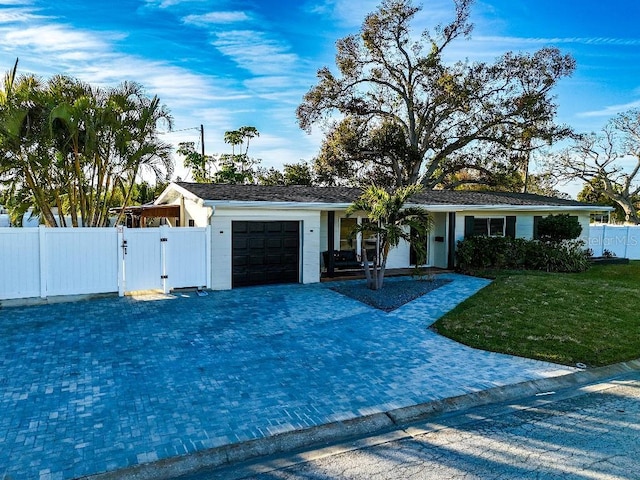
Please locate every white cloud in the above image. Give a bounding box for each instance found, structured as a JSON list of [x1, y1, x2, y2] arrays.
[[305, 0, 461, 31], [183, 11, 250, 26], [212, 30, 299, 75], [439, 34, 640, 64], [578, 99, 640, 118], [475, 35, 640, 47], [70, 56, 238, 112], [243, 76, 291, 90], [243, 76, 309, 104], [143, 0, 208, 8], [0, 24, 118, 53], [55, 51, 97, 61], [0, 7, 45, 23], [304, 0, 377, 27]]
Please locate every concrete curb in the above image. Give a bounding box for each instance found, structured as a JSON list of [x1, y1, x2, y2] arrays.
[[82, 358, 640, 480]]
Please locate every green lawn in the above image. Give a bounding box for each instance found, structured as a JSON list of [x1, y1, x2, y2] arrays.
[[432, 262, 640, 367]]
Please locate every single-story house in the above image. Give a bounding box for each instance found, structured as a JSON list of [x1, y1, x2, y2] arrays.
[[153, 182, 612, 290]]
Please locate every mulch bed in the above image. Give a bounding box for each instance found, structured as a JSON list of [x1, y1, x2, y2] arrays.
[[330, 277, 451, 312]]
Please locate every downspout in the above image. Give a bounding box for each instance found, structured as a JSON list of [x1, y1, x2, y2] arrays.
[[327, 211, 335, 277], [180, 196, 185, 227], [205, 205, 215, 290], [447, 212, 456, 270], [206, 205, 214, 225]]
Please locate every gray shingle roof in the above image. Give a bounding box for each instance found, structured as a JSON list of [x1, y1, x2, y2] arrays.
[[176, 182, 360, 204], [175, 182, 597, 208]]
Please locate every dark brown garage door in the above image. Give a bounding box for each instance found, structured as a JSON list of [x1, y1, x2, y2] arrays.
[[232, 221, 300, 288]]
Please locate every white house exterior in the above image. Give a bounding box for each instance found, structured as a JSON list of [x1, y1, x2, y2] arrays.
[[154, 182, 612, 290]]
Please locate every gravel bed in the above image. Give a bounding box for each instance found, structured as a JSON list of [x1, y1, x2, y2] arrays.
[[330, 277, 452, 312]]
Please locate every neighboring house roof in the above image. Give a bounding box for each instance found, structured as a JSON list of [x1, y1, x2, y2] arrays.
[[163, 182, 611, 212]]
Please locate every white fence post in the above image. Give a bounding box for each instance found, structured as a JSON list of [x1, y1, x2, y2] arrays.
[[38, 225, 47, 299], [117, 226, 125, 297], [205, 225, 212, 289], [160, 225, 170, 294]]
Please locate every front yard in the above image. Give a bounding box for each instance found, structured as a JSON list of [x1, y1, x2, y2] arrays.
[[433, 262, 640, 367]]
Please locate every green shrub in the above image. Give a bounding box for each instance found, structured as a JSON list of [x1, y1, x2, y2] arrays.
[[456, 236, 527, 272], [524, 239, 590, 273], [457, 236, 589, 274], [537, 214, 582, 242]]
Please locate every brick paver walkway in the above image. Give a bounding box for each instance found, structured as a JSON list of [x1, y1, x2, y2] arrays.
[[0, 274, 575, 479]]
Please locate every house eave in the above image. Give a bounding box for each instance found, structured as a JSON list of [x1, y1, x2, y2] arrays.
[[155, 182, 204, 206], [202, 200, 614, 213], [202, 200, 354, 210], [406, 204, 616, 213]]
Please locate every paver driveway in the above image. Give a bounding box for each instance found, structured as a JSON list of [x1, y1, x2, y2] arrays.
[[0, 274, 575, 479]]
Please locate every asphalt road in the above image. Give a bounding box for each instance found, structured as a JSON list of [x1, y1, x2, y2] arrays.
[[203, 371, 640, 480]]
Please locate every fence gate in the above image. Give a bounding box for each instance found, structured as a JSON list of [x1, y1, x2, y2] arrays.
[[120, 226, 210, 294], [122, 228, 164, 293]]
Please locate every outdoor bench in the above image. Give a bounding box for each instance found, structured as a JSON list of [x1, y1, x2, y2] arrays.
[[322, 250, 362, 270]]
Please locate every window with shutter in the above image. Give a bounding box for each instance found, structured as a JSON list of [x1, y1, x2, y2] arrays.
[[469, 217, 506, 236]]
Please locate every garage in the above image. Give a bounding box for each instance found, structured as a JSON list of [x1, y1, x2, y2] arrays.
[[232, 221, 300, 287]]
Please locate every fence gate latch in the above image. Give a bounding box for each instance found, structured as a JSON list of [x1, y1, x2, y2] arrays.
[[121, 239, 128, 255]]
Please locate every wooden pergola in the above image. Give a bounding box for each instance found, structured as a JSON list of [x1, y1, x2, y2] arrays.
[[112, 204, 181, 228]]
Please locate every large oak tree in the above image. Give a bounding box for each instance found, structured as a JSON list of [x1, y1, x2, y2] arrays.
[[297, 0, 575, 188], [552, 109, 640, 224]]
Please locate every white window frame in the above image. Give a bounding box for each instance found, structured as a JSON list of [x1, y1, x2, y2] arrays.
[[474, 216, 506, 237]]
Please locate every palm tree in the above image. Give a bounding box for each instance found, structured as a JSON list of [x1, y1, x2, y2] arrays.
[[0, 59, 58, 226], [223, 129, 243, 156], [48, 75, 98, 226], [346, 184, 432, 290], [216, 126, 260, 183], [2, 61, 174, 227], [238, 125, 259, 156], [110, 82, 173, 226]]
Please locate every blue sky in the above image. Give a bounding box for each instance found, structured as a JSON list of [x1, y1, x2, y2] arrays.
[[1, 0, 639, 195]]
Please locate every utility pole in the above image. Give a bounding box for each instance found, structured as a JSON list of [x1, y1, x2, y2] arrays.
[[200, 124, 205, 158], [200, 124, 209, 180]]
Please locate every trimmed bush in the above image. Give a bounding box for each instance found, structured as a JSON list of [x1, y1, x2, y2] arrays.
[[456, 235, 527, 271], [537, 214, 582, 242], [524, 239, 590, 273], [457, 236, 590, 274]]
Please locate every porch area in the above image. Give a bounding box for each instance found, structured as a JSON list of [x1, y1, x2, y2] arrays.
[[320, 266, 451, 282], [319, 210, 452, 278]]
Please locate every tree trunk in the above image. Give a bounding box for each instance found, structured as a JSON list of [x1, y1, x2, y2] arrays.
[[72, 148, 88, 225], [116, 169, 140, 226], [55, 194, 67, 227], [609, 193, 640, 224], [68, 178, 79, 227], [624, 206, 640, 225], [361, 247, 374, 290], [24, 169, 57, 227], [377, 262, 386, 290]]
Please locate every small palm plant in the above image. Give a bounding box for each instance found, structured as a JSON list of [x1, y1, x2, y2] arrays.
[[346, 184, 432, 290]]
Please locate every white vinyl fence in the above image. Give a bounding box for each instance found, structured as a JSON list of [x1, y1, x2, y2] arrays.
[[0, 226, 210, 301], [588, 224, 640, 259]]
